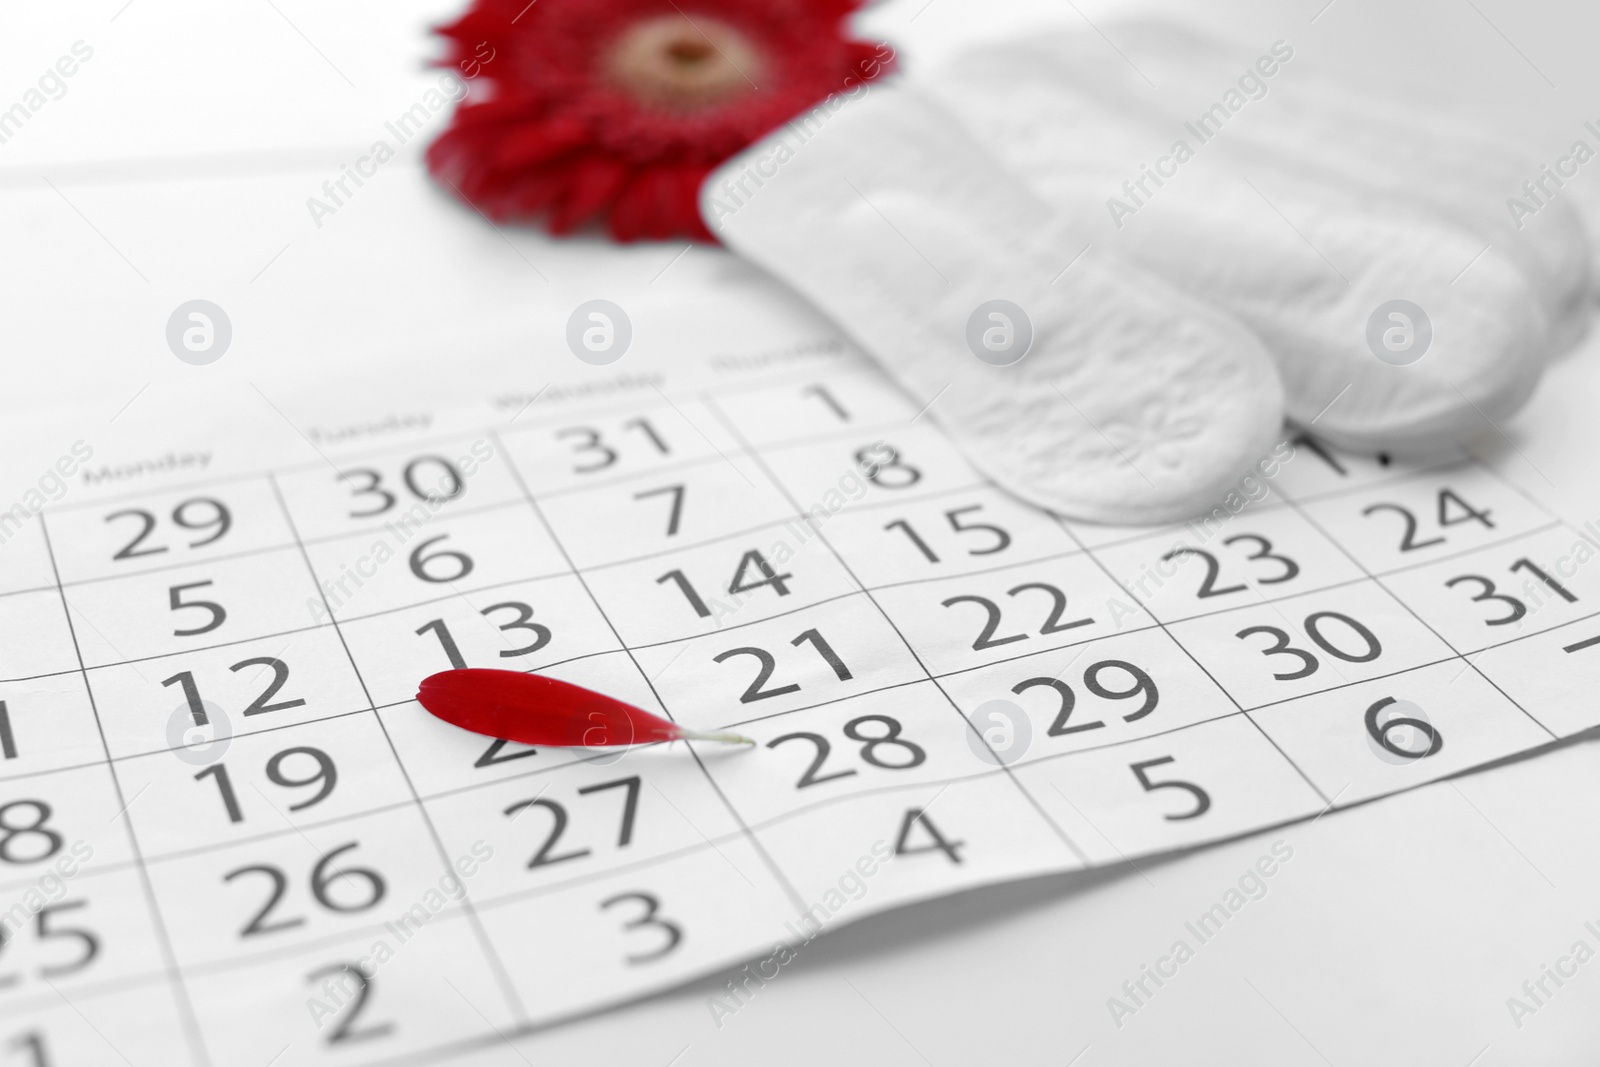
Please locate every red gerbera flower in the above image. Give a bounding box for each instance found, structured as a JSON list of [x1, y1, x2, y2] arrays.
[[428, 0, 895, 242]]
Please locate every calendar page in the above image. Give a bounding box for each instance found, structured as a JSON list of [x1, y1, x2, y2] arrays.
[[1, 330, 1594, 1066]]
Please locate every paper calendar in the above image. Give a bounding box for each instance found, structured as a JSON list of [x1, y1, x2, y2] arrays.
[[1, 341, 1595, 1066]]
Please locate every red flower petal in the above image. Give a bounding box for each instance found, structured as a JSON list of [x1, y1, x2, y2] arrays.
[[427, 0, 895, 242], [549, 154, 631, 232], [416, 669, 754, 746]]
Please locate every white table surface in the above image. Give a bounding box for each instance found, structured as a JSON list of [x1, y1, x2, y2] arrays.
[[5, 0, 1600, 1063]]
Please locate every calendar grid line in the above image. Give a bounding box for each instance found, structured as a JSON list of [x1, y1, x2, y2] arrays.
[[549, 475, 1046, 572], [56, 596, 155, 682], [767, 474, 992, 517], [1466, 451, 1600, 633], [134, 795, 433, 870], [392, 746, 655, 800], [1272, 450, 1477, 505], [453, 760, 1127, 916], [183, 772, 1031, 990], [1059, 515, 1284, 556], [1012, 499, 1588, 660], [1066, 513, 1562, 588], [13, 371, 1598, 1059], [32, 383, 1456, 530], [1296, 443, 1559, 614], [40, 494, 547, 582], [855, 544, 1087, 591], [612, 581, 1135, 655], [44, 763, 1060, 997], [390, 675, 1225, 815], [86, 677, 1364, 883], [1229, 653, 1465, 713], [26, 414, 1583, 666], [364, 1026, 541, 1067], [555, 467, 1562, 639], [1232, 577, 1373, 696], [73, 620, 336, 672], [0, 844, 148, 895], [36, 373, 893, 517], [1276, 433, 1351, 489], [648, 386, 774, 491], [1089, 520, 1577, 631], [111, 705, 373, 767], [697, 353, 859, 400], [720, 676, 960, 729], [170, 901, 475, 979], [365, 978, 733, 1067], [1068, 511, 1563, 575], [33, 459, 1548, 613], [463, 759, 1007, 857], [326, 569, 582, 624], [1447, 449, 1563, 521], [0, 687, 361, 789], [427, 607, 1193, 723], [0, 580, 61, 600], [35, 512, 216, 1067], [48, 407, 958, 588], [1365, 519, 1565, 576], [24, 495, 1566, 687], [290, 498, 532, 549], [0, 663, 96, 687], [367, 865, 1146, 1066], [699, 394, 1094, 867], [263, 471, 534, 1030], [976, 708, 1288, 780], [53, 542, 311, 590], [6, 810, 768, 995], [487, 426, 812, 917], [355, 950, 750, 1067], [42, 474, 292, 515], [491, 409, 918, 501], [39, 501, 1559, 692], [620, 586, 1090, 657], [151, 896, 468, 982], [1284, 495, 1561, 742], [0, 684, 1203, 1023], [0, 776, 722, 898], [16, 700, 1239, 1012], [0, 963, 176, 1021], [574, 515, 855, 571], [0, 753, 128, 788], [469, 830, 761, 912], [1051, 514, 1335, 807], [504, 410, 917, 490], [5, 598, 1543, 902], [362, 659, 651, 718], [1456, 604, 1600, 655], [0, 845, 196, 899], [29, 413, 1500, 588], [10, 631, 984, 793], [482, 369, 869, 447], [499, 441, 777, 501], [9, 675, 572, 789]]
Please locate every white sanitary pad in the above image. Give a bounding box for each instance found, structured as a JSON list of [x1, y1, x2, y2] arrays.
[[986, 24, 1592, 350], [703, 84, 1285, 524], [925, 28, 1558, 454]]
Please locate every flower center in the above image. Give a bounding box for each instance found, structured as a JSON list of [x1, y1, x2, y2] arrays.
[[603, 14, 763, 112]]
